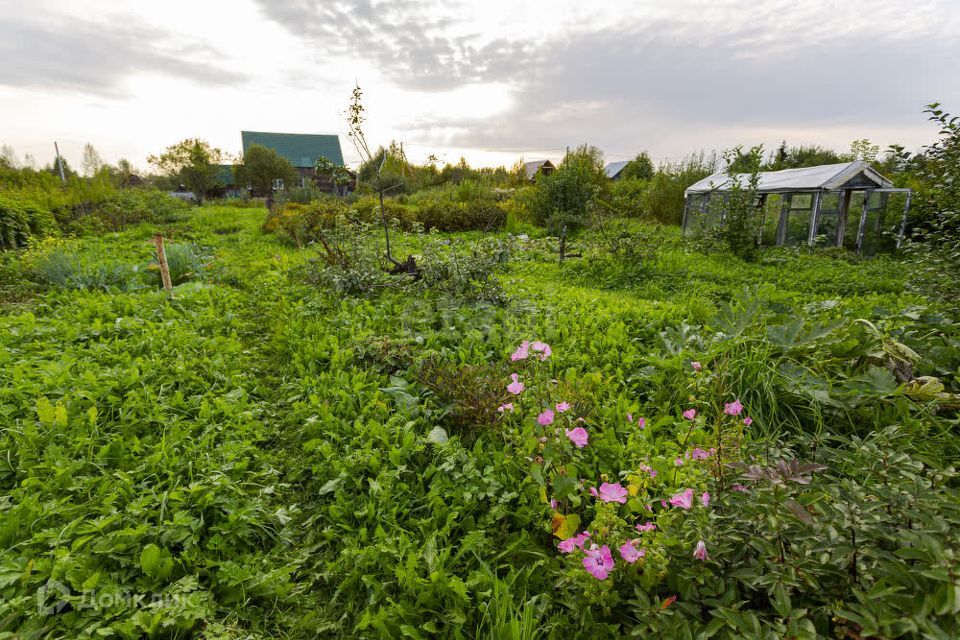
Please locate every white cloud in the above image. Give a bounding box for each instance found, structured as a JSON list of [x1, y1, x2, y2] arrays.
[[2, 0, 958, 169]]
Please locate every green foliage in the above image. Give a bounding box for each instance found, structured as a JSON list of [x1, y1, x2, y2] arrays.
[[765, 142, 850, 170], [0, 193, 56, 250], [236, 143, 298, 197], [1, 204, 958, 639], [644, 151, 716, 225], [148, 138, 225, 204], [617, 151, 655, 181], [901, 103, 960, 308], [528, 145, 607, 257], [712, 145, 764, 261]]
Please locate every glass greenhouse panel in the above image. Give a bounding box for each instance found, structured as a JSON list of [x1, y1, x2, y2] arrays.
[[782, 192, 814, 246], [813, 191, 842, 247], [759, 194, 782, 246]]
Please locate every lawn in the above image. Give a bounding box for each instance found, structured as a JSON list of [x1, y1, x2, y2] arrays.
[[1, 206, 958, 639]]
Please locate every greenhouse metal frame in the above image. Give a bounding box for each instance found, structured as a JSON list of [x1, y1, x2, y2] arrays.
[[682, 161, 912, 255]]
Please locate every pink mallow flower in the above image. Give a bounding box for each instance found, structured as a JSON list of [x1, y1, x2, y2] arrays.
[[693, 540, 709, 561], [669, 488, 694, 510], [537, 409, 555, 426], [619, 540, 645, 564], [638, 417, 646, 430], [688, 447, 711, 460], [555, 401, 571, 413], [507, 373, 525, 395], [531, 341, 552, 360], [743, 416, 753, 426], [627, 413, 633, 423], [701, 492, 711, 507], [639, 463, 657, 478], [497, 403, 514, 413], [724, 399, 744, 416], [597, 482, 629, 504], [682, 409, 697, 421], [583, 545, 615, 580], [691, 361, 702, 371], [731, 484, 748, 493], [510, 341, 530, 361], [636, 521, 657, 533], [550, 499, 558, 509], [565, 427, 589, 449], [674, 457, 684, 467], [557, 531, 591, 554]]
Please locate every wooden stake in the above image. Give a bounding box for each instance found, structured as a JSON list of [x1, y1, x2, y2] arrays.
[[153, 234, 173, 297]]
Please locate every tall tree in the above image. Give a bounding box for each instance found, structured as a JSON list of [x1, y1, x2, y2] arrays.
[[236, 144, 297, 196], [82, 143, 104, 177], [619, 151, 655, 180], [148, 138, 224, 205]]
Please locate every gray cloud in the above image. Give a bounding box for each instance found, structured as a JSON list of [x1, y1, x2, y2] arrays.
[[0, 16, 246, 96], [253, 0, 536, 90], [404, 19, 960, 155]]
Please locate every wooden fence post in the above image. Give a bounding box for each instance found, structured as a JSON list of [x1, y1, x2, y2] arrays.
[[153, 234, 173, 297]]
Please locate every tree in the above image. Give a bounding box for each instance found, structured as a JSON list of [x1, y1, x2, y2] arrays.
[[314, 155, 352, 195], [763, 144, 848, 170], [148, 138, 224, 205], [849, 139, 879, 163], [529, 144, 607, 259], [82, 143, 104, 177], [619, 151, 655, 181], [346, 84, 405, 269], [718, 145, 764, 261], [901, 103, 960, 307], [115, 158, 136, 188], [236, 144, 297, 196], [0, 144, 18, 169]]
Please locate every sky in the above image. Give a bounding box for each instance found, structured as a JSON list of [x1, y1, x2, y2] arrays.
[[2, 0, 959, 172]]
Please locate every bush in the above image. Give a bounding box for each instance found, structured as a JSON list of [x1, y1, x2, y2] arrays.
[[417, 200, 506, 232], [605, 177, 648, 218], [55, 189, 188, 234], [416, 235, 513, 302], [262, 199, 348, 247], [303, 217, 390, 295], [0, 193, 56, 250]]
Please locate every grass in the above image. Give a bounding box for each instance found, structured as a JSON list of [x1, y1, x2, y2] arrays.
[[1, 206, 957, 639]]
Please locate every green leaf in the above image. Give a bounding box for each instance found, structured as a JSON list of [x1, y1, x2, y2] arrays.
[[426, 426, 448, 444]]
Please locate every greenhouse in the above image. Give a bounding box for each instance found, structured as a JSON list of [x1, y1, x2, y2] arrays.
[[682, 160, 912, 255]]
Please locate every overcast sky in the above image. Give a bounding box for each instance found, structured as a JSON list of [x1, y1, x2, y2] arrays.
[[2, 0, 959, 171]]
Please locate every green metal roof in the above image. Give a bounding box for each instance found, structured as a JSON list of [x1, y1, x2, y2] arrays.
[[240, 131, 344, 168]]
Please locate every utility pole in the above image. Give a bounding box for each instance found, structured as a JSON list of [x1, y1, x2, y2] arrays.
[[53, 142, 66, 185]]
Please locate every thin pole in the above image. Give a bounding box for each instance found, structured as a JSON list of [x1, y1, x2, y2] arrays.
[[53, 142, 66, 185], [153, 234, 173, 297]]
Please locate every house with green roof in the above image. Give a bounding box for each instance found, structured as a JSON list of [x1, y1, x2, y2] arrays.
[[217, 131, 354, 196], [241, 131, 352, 194]]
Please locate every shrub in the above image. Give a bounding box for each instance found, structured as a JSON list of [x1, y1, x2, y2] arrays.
[[605, 177, 648, 218], [528, 145, 607, 258], [645, 151, 716, 226], [0, 194, 56, 250], [55, 189, 188, 234], [416, 235, 514, 302], [417, 200, 506, 232], [157, 243, 210, 285], [303, 217, 391, 295], [262, 199, 348, 247]]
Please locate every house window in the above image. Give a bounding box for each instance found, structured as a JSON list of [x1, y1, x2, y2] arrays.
[[272, 178, 284, 191]]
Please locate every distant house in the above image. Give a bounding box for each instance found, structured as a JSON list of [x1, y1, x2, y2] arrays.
[[524, 160, 556, 181], [241, 131, 354, 195], [218, 131, 354, 196], [604, 160, 630, 180]]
